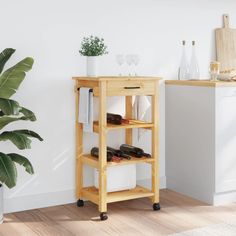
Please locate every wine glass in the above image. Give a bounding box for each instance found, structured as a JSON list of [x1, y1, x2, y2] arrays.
[[132, 54, 140, 76], [116, 55, 124, 76], [209, 61, 220, 81], [126, 54, 133, 76]]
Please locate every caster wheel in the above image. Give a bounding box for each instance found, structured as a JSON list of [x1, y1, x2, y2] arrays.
[[100, 212, 108, 221], [77, 199, 84, 207], [153, 203, 161, 211]]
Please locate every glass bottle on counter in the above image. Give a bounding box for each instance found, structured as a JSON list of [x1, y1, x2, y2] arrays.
[[178, 40, 189, 80], [209, 61, 220, 81], [189, 41, 200, 80]]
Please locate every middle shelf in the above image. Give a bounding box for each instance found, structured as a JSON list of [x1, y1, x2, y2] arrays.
[[93, 119, 154, 133], [81, 154, 155, 168]]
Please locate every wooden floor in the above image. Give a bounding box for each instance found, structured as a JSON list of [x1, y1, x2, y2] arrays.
[[1, 189, 236, 236]]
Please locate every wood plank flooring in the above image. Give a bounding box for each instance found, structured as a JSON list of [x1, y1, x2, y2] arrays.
[[1, 189, 236, 236]]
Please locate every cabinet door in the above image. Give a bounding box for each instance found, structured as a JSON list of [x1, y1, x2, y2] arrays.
[[216, 87, 236, 193]]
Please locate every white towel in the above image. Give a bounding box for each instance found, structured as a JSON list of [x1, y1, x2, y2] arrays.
[[78, 87, 93, 133], [134, 96, 151, 140]]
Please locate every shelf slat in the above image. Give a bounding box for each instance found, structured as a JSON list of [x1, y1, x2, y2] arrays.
[[81, 187, 99, 205], [81, 154, 155, 168], [93, 120, 153, 133], [82, 185, 154, 204], [81, 155, 99, 168]]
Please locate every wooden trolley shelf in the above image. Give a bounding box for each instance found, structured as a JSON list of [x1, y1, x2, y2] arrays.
[[74, 76, 161, 220], [93, 120, 153, 132], [82, 185, 154, 205], [81, 154, 155, 168]]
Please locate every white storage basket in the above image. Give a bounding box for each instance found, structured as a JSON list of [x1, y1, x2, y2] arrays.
[[94, 164, 136, 192]]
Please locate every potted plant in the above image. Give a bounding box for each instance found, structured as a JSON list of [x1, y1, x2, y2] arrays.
[[79, 35, 108, 76], [0, 48, 43, 224]]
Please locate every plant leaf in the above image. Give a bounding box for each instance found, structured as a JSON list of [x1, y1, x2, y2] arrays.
[[0, 98, 20, 115], [0, 57, 34, 98], [0, 129, 43, 149], [20, 107, 36, 121], [17, 129, 43, 141], [0, 48, 15, 74], [15, 130, 43, 141], [0, 116, 27, 130], [0, 131, 31, 149], [0, 152, 17, 188], [8, 153, 34, 174]]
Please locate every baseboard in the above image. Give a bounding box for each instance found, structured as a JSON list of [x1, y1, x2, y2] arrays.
[[213, 191, 236, 206], [4, 189, 76, 214], [4, 176, 166, 214]]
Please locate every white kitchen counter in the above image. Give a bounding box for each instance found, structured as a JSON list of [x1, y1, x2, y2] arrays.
[[166, 80, 236, 205], [165, 80, 236, 87]]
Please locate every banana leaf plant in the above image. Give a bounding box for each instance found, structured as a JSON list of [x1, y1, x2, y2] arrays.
[[0, 48, 43, 189]]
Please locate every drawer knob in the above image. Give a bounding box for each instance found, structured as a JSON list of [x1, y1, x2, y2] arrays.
[[124, 86, 141, 89]]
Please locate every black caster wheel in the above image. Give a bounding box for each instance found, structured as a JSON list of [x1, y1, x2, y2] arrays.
[[77, 199, 84, 207], [153, 203, 161, 211], [100, 212, 108, 221]]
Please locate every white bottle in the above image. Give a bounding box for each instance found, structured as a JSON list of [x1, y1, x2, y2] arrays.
[[178, 40, 189, 80], [189, 41, 200, 80]]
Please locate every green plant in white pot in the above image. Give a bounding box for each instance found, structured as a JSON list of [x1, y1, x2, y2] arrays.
[[0, 48, 43, 224], [79, 35, 108, 76]]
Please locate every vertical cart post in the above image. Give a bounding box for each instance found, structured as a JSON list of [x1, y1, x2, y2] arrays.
[[125, 96, 133, 145], [151, 80, 160, 210], [75, 82, 83, 200], [98, 81, 108, 219]]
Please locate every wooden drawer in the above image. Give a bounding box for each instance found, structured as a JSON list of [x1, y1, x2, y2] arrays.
[[105, 80, 155, 96]]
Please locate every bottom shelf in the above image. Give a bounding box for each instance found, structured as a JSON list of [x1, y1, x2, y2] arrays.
[[81, 185, 154, 205]]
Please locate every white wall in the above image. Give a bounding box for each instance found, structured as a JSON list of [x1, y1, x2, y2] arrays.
[[1, 0, 236, 213]]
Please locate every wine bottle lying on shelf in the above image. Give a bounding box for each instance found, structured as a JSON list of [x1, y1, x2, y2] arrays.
[[107, 113, 129, 125], [107, 113, 122, 125], [120, 144, 151, 158], [107, 146, 132, 160], [90, 147, 113, 162]]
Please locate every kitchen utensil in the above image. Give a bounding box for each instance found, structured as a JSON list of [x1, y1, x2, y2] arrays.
[[216, 14, 236, 71]]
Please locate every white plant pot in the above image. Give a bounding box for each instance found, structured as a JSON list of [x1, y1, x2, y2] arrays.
[[0, 184, 3, 224], [86, 56, 98, 77]]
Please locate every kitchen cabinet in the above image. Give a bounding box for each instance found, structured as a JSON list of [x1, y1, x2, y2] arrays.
[[166, 80, 236, 205]]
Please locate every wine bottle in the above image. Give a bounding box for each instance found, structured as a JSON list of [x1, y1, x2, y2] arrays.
[[90, 147, 113, 162], [119, 144, 151, 158], [178, 40, 189, 80], [189, 41, 200, 80], [107, 113, 122, 125], [107, 146, 132, 160]]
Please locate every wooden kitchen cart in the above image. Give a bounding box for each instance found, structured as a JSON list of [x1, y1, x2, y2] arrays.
[[73, 76, 161, 220]]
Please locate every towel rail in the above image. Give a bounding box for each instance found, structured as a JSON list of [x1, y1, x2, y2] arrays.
[[77, 88, 93, 92]]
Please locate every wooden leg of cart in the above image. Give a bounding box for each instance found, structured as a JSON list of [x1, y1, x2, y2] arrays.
[[98, 81, 108, 220], [75, 83, 84, 207], [151, 81, 161, 211], [125, 96, 133, 145]]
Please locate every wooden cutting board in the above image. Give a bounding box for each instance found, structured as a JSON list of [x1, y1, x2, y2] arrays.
[[216, 14, 236, 71]]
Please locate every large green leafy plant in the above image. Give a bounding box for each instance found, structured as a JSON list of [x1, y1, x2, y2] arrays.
[[0, 48, 43, 189]]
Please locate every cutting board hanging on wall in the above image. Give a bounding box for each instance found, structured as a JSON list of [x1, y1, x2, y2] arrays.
[[216, 14, 236, 71]]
